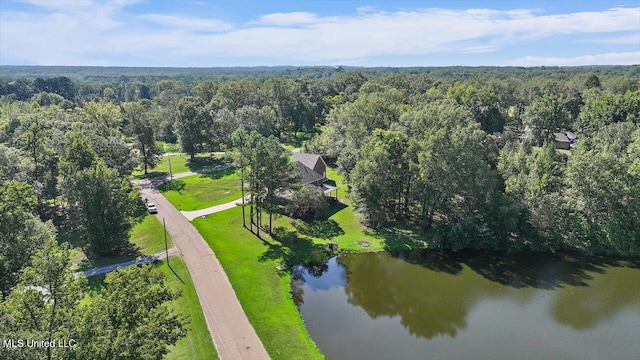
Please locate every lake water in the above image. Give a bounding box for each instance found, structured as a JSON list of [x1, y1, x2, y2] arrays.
[[291, 251, 640, 360]]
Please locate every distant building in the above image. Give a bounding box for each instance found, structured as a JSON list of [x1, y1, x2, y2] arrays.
[[292, 152, 338, 199], [553, 132, 571, 150], [553, 131, 577, 150]]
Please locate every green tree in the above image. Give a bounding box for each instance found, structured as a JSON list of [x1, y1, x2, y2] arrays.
[[498, 142, 568, 248], [350, 129, 414, 227], [0, 181, 52, 298], [124, 101, 163, 175], [522, 94, 570, 143], [585, 74, 601, 89], [287, 185, 329, 221], [176, 97, 211, 159], [81, 101, 123, 137], [0, 239, 86, 360], [234, 130, 296, 236], [73, 266, 188, 360], [262, 135, 298, 233], [153, 80, 187, 143], [0, 144, 28, 182], [58, 132, 97, 177], [66, 161, 137, 256], [448, 83, 505, 133], [564, 122, 640, 255], [576, 90, 640, 135]]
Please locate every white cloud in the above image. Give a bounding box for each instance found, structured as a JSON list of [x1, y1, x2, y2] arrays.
[[1, 3, 639, 66], [507, 51, 640, 66], [257, 12, 319, 26], [140, 14, 234, 32]]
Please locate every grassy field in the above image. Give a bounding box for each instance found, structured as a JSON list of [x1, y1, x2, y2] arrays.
[[84, 256, 218, 360], [70, 214, 173, 271], [159, 168, 242, 211], [193, 209, 324, 360], [131, 153, 226, 179]]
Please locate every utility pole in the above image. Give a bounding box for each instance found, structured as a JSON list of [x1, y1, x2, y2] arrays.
[[164, 217, 169, 267]]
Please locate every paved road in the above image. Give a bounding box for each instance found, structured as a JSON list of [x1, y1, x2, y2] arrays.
[[79, 247, 180, 277], [181, 196, 249, 221], [137, 179, 270, 360]]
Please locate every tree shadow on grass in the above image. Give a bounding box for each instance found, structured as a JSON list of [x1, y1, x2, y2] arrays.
[[258, 226, 332, 277], [324, 201, 347, 218], [374, 226, 428, 252], [198, 166, 236, 180], [131, 171, 169, 180], [187, 156, 224, 172], [293, 219, 345, 240], [158, 179, 186, 194]]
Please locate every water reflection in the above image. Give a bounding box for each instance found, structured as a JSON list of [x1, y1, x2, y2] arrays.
[[292, 251, 640, 360]]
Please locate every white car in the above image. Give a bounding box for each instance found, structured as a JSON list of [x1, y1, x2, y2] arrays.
[[147, 202, 158, 214]]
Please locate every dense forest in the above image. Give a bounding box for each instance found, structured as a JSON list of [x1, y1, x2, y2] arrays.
[[0, 66, 640, 358], [1, 65, 639, 356]]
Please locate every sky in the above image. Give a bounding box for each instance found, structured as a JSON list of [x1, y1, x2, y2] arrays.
[[0, 0, 639, 67]]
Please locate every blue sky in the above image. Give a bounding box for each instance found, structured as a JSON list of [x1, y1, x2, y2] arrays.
[[0, 0, 638, 67]]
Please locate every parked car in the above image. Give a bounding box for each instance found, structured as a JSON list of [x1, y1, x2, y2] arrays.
[[147, 202, 158, 214]]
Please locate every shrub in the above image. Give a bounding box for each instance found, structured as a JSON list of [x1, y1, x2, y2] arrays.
[[287, 185, 328, 221]]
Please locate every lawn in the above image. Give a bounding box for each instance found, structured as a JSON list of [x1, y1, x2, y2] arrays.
[[131, 153, 226, 179], [159, 168, 242, 211], [192, 209, 324, 360], [69, 214, 174, 271], [83, 256, 218, 360], [162, 142, 181, 153]]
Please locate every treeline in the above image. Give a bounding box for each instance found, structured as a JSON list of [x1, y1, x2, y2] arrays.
[[2, 64, 638, 103], [304, 73, 639, 256]]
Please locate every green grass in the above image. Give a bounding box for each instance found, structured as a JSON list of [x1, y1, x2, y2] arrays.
[[282, 131, 317, 149], [159, 168, 242, 211], [70, 215, 174, 271], [81, 256, 218, 360], [162, 142, 181, 153], [129, 215, 174, 254], [162, 256, 218, 360], [131, 153, 226, 179], [192, 209, 324, 360]]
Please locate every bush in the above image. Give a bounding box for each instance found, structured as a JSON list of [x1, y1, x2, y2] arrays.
[[287, 185, 328, 221]]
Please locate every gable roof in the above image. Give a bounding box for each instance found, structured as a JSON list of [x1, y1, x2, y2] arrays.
[[295, 162, 325, 185], [292, 152, 323, 170], [553, 132, 570, 143], [292, 152, 327, 185]]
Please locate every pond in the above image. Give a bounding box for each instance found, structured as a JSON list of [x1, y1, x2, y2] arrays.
[[291, 251, 640, 360]]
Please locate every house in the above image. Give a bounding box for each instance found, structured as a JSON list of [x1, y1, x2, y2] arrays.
[[292, 152, 338, 199], [553, 131, 577, 150], [553, 132, 571, 150]]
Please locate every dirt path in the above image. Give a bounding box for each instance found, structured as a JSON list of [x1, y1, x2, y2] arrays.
[[137, 179, 270, 360]]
